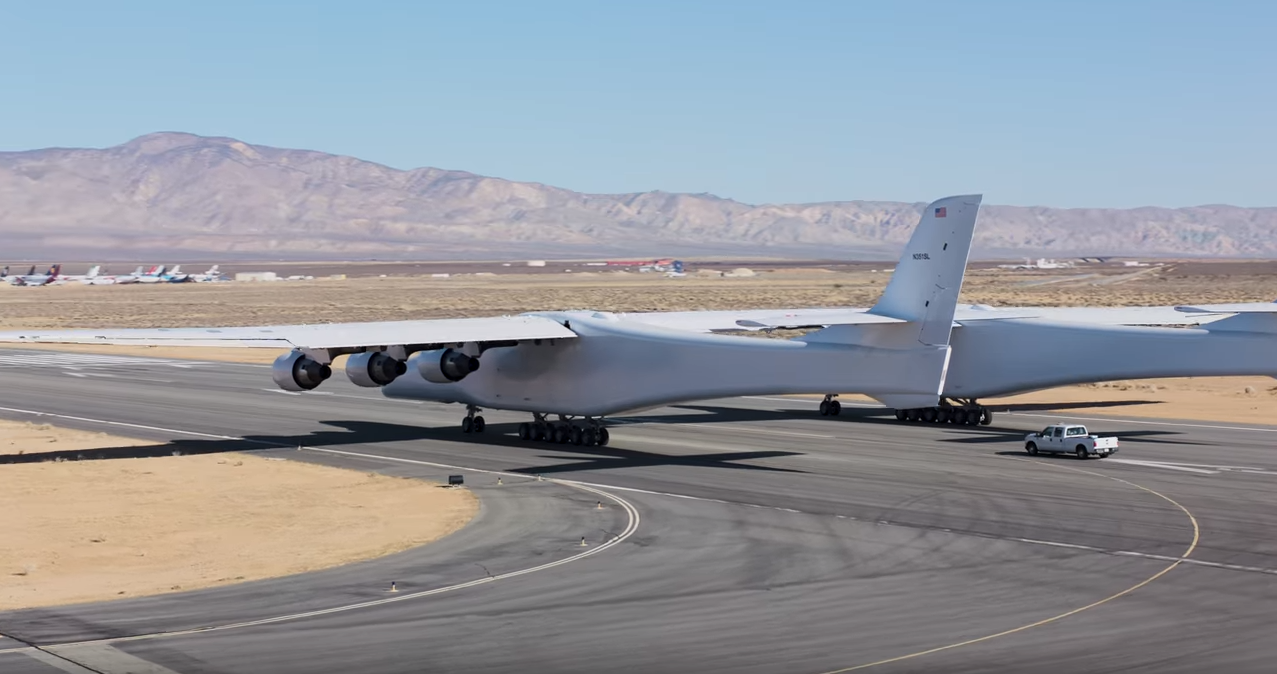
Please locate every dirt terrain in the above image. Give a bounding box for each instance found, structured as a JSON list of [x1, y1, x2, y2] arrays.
[[0, 420, 477, 610], [2, 259, 1276, 426]]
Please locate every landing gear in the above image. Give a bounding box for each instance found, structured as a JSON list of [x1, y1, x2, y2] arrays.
[[516, 414, 610, 446], [892, 399, 992, 427], [461, 405, 486, 433], [818, 394, 842, 417]]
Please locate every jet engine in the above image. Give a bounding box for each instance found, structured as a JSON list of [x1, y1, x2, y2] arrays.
[[417, 348, 480, 383], [272, 351, 332, 391], [346, 351, 408, 387]]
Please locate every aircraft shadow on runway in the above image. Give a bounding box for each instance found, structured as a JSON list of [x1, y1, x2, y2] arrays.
[[625, 399, 1160, 427], [509, 446, 806, 475], [948, 427, 1214, 449], [0, 419, 807, 475], [0, 420, 442, 465], [986, 399, 1164, 412]]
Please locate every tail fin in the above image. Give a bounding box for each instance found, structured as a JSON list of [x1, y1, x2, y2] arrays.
[[87, 265, 99, 278], [133, 266, 144, 275], [869, 195, 982, 346]]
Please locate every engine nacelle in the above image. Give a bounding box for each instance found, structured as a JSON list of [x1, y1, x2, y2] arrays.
[[271, 351, 333, 391], [346, 351, 408, 387], [417, 348, 480, 384]]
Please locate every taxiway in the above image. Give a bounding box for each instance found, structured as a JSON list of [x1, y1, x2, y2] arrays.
[[1, 349, 1275, 673]]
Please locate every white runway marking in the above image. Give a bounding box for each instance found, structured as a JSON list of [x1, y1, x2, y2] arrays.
[[43, 643, 185, 674], [1106, 459, 1220, 475], [20, 649, 98, 673], [0, 353, 208, 369]]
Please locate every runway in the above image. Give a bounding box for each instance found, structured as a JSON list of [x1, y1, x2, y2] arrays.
[[2, 349, 1276, 673]]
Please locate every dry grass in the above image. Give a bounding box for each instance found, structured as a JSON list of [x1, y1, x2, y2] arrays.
[[0, 419, 477, 610]]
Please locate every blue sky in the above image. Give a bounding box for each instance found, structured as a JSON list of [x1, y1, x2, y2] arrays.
[[1, 1, 1273, 208]]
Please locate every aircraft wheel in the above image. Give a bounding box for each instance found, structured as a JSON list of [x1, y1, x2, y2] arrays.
[[906, 408, 920, 422], [979, 408, 992, 425], [966, 412, 980, 426], [597, 427, 610, 446], [922, 407, 937, 423], [829, 400, 841, 416], [518, 422, 531, 441], [472, 416, 486, 433], [554, 425, 570, 444], [952, 409, 967, 425], [895, 409, 907, 421], [570, 426, 584, 445], [461, 416, 474, 433], [819, 400, 830, 416], [584, 427, 599, 446], [937, 407, 952, 424], [534, 424, 548, 441]]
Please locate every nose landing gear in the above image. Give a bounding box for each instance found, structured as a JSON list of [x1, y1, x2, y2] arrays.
[[460, 405, 486, 433]]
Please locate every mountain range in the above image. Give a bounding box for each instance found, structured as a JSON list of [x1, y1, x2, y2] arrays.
[[1, 132, 1273, 261]]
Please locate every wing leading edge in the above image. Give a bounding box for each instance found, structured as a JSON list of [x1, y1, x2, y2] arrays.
[[0, 314, 577, 350]]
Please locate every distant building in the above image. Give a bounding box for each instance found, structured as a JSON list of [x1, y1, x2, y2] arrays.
[[234, 271, 278, 282]]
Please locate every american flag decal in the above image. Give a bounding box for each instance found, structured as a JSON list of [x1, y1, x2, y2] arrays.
[[934, 207, 947, 218]]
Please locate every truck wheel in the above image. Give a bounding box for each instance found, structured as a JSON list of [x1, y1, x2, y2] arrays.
[[1075, 446, 1088, 460], [1026, 442, 1038, 456]]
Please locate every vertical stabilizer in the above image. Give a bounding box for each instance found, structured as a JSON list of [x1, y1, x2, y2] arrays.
[[868, 195, 982, 346]]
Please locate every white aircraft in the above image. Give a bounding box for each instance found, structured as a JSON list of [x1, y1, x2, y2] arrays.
[[5, 264, 62, 286], [135, 265, 168, 284], [0, 196, 986, 443], [2, 194, 1273, 443], [189, 265, 225, 282], [161, 265, 191, 283]]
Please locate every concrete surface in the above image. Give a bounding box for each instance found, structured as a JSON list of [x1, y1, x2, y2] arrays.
[[0, 349, 1275, 673]]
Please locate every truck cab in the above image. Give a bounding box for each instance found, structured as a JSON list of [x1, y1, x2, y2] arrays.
[[1024, 424, 1119, 459]]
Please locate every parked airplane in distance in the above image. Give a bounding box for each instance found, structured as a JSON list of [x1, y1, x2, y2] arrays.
[[189, 265, 225, 283], [4, 264, 62, 286]]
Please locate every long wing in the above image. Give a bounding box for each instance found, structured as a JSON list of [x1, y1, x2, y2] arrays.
[[0, 315, 577, 349], [612, 303, 1224, 333]]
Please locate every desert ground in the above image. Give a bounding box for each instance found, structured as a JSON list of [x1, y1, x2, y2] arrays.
[[0, 419, 477, 610], [2, 258, 1276, 424]]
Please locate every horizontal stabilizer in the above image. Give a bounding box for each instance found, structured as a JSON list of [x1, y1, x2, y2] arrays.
[[1176, 303, 1277, 314], [735, 313, 906, 330]]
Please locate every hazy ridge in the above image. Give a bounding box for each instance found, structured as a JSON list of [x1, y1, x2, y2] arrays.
[[1, 132, 1273, 260]]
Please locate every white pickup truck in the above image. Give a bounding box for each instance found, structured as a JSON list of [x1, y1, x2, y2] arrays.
[[1024, 424, 1119, 459]]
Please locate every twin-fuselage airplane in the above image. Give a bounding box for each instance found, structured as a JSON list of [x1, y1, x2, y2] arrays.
[[2, 194, 1273, 446]]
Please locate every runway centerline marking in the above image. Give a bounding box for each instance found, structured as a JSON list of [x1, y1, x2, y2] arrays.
[[814, 456, 1201, 673]]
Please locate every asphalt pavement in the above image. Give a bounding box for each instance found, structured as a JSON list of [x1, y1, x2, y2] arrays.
[[1, 349, 1275, 673]]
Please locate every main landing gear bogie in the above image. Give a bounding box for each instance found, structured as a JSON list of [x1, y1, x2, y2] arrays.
[[461, 405, 487, 434], [893, 400, 992, 427], [515, 414, 610, 447]]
